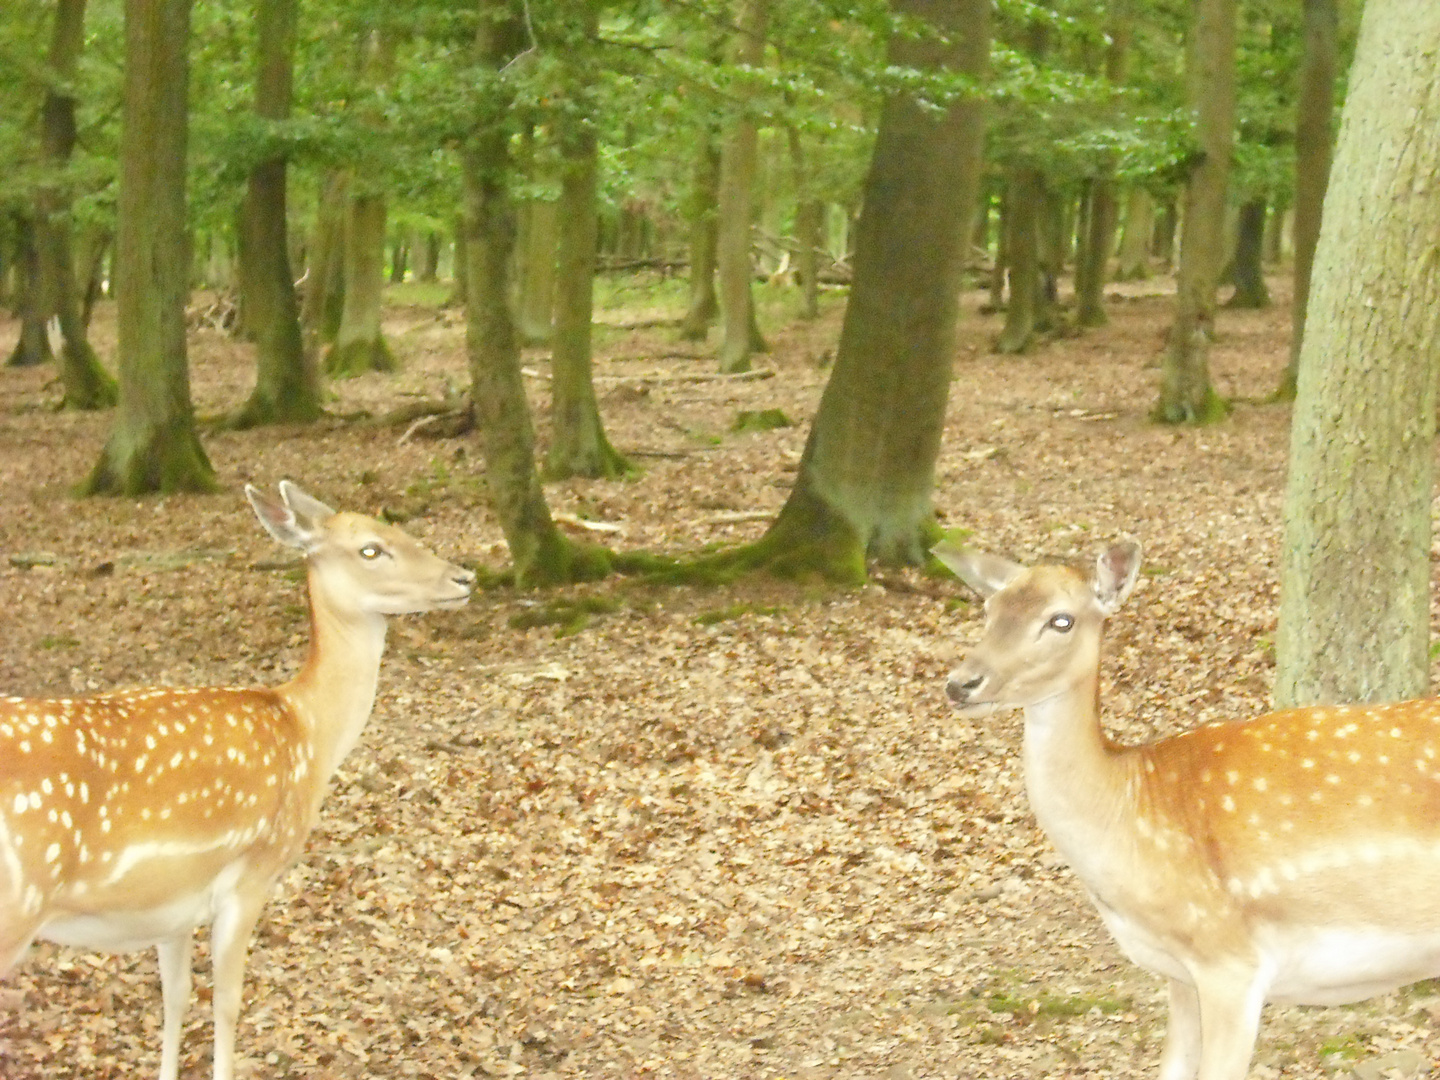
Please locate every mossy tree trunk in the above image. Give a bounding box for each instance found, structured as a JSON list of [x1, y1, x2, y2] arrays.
[[232, 0, 318, 427], [1275, 0, 1440, 707], [715, 0, 768, 374], [1225, 197, 1270, 309], [749, 0, 990, 577], [994, 166, 1041, 354], [1155, 0, 1236, 424], [464, 0, 608, 587], [81, 0, 214, 496], [679, 135, 721, 341], [1277, 0, 1339, 400], [546, 27, 629, 482]]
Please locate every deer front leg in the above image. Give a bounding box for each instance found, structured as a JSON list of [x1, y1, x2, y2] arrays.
[[156, 934, 194, 1080], [1193, 966, 1267, 1080], [209, 888, 270, 1080], [1157, 977, 1202, 1080]]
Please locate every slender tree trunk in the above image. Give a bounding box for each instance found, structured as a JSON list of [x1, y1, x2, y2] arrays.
[[546, 56, 629, 481], [325, 190, 396, 375], [754, 0, 990, 575], [389, 237, 407, 284], [1225, 197, 1270, 308], [1114, 186, 1153, 281], [1152, 198, 1178, 265], [5, 219, 55, 369], [81, 0, 214, 495], [516, 194, 558, 344], [786, 126, 822, 321], [232, 0, 317, 427], [1155, 0, 1236, 423], [679, 136, 721, 341], [1275, 0, 1440, 707], [464, 0, 604, 587], [1075, 178, 1118, 327], [1277, 0, 1339, 400], [715, 0, 768, 374], [995, 166, 1041, 354], [302, 173, 346, 342], [417, 231, 440, 282]]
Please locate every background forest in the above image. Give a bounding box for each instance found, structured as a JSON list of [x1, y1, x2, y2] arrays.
[[6, 0, 1440, 1078]]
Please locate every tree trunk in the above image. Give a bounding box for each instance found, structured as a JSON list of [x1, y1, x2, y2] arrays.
[[787, 125, 822, 320], [302, 173, 346, 342], [389, 237, 407, 284], [1075, 178, 1118, 327], [753, 0, 990, 575], [464, 0, 606, 587], [515, 195, 557, 344], [715, 0, 768, 374], [1152, 198, 1178, 264], [325, 190, 396, 376], [1114, 186, 1153, 281], [546, 58, 629, 481], [5, 219, 55, 369], [679, 136, 721, 341], [417, 230, 440, 282], [1275, 0, 1440, 706], [81, 0, 214, 496], [232, 0, 318, 427], [1155, 0, 1236, 424], [1277, 0, 1339, 400], [995, 166, 1041, 354], [1225, 196, 1270, 308]]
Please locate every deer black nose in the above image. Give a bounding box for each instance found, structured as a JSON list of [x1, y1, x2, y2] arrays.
[[947, 673, 984, 703]]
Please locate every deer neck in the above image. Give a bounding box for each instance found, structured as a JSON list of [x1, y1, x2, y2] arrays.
[[280, 577, 390, 786], [1020, 666, 1140, 885]]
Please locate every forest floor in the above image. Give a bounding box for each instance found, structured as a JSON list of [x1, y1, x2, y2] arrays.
[[2, 274, 1438, 1080]]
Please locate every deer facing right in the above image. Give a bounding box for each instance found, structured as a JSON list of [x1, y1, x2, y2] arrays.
[[936, 537, 1440, 1080], [0, 481, 474, 1080]]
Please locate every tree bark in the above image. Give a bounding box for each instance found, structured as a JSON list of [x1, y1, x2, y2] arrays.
[[5, 219, 55, 370], [81, 0, 214, 495], [232, 0, 318, 427], [301, 173, 346, 342], [1075, 178, 1118, 327], [678, 135, 721, 341], [1275, 0, 1440, 707], [516, 195, 558, 345], [546, 41, 629, 481], [715, 0, 768, 374], [753, 0, 990, 574], [995, 166, 1041, 354], [1277, 0, 1339, 400], [325, 189, 397, 375], [1114, 186, 1153, 281], [464, 0, 606, 587], [1155, 0, 1236, 424], [787, 125, 822, 321], [1225, 196, 1270, 308]]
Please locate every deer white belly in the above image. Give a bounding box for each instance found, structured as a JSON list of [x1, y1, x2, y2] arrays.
[[39, 860, 248, 953], [1260, 924, 1440, 1005]]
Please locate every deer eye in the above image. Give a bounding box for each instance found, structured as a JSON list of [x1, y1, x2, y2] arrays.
[[1046, 613, 1075, 633], [359, 543, 385, 561]]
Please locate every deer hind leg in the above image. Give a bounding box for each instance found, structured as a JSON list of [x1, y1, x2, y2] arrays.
[[155, 934, 195, 1080], [209, 887, 271, 1080]]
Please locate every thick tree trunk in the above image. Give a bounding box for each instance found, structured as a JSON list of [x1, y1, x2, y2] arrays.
[[417, 231, 440, 283], [5, 219, 55, 369], [679, 137, 721, 341], [1277, 0, 1339, 400], [755, 0, 990, 574], [1155, 0, 1236, 423], [325, 190, 396, 376], [546, 81, 628, 480], [1075, 178, 1118, 327], [715, 0, 768, 374], [1225, 197, 1270, 308], [995, 166, 1041, 354], [81, 0, 214, 496], [1275, 0, 1440, 706], [232, 0, 318, 427]]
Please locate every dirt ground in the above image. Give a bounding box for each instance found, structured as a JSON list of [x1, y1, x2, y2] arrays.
[[1, 277, 1437, 1080]]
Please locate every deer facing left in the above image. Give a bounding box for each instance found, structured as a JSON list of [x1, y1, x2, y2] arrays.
[[0, 481, 475, 1080]]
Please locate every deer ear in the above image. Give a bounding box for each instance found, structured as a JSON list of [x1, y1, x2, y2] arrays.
[[1093, 539, 1142, 614], [246, 482, 332, 553], [932, 542, 1024, 599]]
